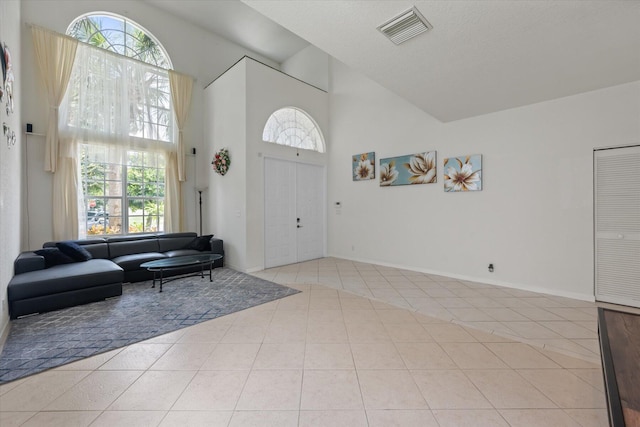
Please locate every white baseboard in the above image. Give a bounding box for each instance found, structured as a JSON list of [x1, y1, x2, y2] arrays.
[[328, 253, 595, 303]]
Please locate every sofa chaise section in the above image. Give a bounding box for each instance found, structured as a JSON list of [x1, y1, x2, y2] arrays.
[[8, 254, 123, 319]]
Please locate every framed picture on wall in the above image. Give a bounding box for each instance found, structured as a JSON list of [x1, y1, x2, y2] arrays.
[[443, 154, 482, 192], [352, 152, 375, 181], [379, 151, 436, 186]]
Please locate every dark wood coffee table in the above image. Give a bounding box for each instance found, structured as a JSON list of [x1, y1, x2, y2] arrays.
[[140, 254, 223, 292]]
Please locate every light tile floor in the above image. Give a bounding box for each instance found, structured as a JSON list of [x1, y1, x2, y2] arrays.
[[255, 258, 600, 364], [0, 257, 607, 426]]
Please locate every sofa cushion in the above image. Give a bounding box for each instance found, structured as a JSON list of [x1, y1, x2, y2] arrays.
[[7, 259, 123, 301], [34, 248, 75, 268], [184, 235, 213, 251], [157, 232, 198, 252], [164, 249, 203, 258], [107, 235, 160, 258], [44, 239, 110, 260], [111, 252, 166, 271], [56, 241, 93, 262]]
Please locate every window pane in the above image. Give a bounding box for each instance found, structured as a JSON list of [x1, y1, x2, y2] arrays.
[[128, 167, 144, 183], [105, 180, 122, 197], [128, 198, 144, 212], [145, 168, 159, 182], [86, 197, 121, 235], [262, 107, 325, 153], [87, 182, 105, 196], [127, 182, 142, 196], [86, 163, 105, 180], [142, 152, 154, 167], [128, 215, 144, 234], [145, 183, 160, 197], [128, 152, 144, 166]]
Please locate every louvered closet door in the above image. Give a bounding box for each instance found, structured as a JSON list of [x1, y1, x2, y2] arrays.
[[594, 145, 640, 307]]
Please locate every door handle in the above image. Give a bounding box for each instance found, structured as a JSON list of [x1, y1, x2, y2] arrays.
[[297, 225, 303, 228]]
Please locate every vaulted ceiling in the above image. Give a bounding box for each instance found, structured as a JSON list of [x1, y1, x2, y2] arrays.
[[147, 0, 640, 122]]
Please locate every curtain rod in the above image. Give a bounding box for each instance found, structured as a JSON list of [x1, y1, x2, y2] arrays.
[[26, 23, 196, 82]]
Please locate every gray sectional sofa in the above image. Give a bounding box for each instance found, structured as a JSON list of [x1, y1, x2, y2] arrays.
[[7, 232, 224, 319]]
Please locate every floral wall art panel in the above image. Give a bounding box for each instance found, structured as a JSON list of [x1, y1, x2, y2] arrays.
[[379, 151, 437, 187], [443, 154, 482, 192], [352, 152, 375, 181]]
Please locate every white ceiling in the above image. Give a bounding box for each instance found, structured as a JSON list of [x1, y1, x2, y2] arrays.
[[147, 0, 640, 122], [143, 0, 310, 63]]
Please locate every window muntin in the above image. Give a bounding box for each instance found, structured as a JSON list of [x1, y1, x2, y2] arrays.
[[68, 13, 171, 235], [82, 145, 165, 235], [68, 14, 170, 68], [262, 107, 325, 153], [66, 14, 173, 143]]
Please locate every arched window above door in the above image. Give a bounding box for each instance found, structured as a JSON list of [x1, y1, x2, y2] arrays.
[[262, 107, 325, 153]]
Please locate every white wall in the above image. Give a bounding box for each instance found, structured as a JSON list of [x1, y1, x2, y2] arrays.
[[281, 45, 330, 92], [19, 0, 280, 249], [1, 0, 22, 338], [245, 58, 329, 272], [206, 57, 329, 272], [328, 58, 640, 301], [205, 63, 247, 272]]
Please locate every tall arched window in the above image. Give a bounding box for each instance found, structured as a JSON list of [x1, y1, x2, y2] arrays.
[[64, 13, 173, 236], [262, 107, 325, 153], [68, 14, 171, 68]]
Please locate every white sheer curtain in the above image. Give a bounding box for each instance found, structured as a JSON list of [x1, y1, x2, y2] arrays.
[[169, 70, 193, 182], [31, 26, 78, 173], [58, 42, 175, 237], [60, 43, 172, 149], [165, 152, 183, 232], [165, 70, 194, 232], [31, 26, 79, 238], [51, 139, 81, 240]]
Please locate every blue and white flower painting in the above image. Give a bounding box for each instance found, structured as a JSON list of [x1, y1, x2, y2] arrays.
[[352, 152, 375, 181], [444, 154, 482, 192], [380, 151, 437, 186]]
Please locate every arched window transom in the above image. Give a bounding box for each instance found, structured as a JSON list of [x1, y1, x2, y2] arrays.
[[262, 107, 325, 153], [68, 13, 171, 68]]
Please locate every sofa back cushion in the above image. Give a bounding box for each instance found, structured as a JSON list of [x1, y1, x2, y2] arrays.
[[157, 232, 198, 252], [107, 234, 160, 258], [34, 248, 75, 268], [184, 235, 214, 251], [56, 241, 93, 261], [43, 239, 109, 259]]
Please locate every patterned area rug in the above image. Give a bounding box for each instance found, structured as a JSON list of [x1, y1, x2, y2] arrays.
[[0, 268, 299, 384]]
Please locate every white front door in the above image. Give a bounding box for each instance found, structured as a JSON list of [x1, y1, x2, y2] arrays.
[[296, 162, 325, 263], [264, 158, 325, 269]]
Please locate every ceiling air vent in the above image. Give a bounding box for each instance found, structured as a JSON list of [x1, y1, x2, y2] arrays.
[[378, 7, 432, 45]]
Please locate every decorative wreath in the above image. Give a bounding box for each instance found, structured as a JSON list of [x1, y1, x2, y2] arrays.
[[212, 148, 231, 176]]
